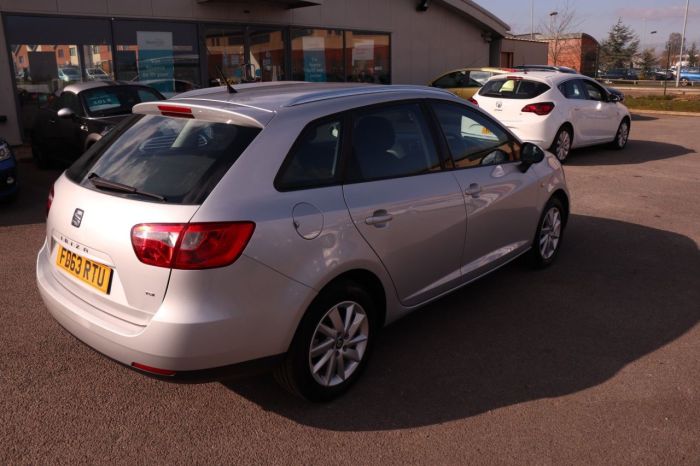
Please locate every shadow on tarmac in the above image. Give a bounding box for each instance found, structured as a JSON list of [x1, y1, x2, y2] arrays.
[[225, 214, 700, 431], [566, 139, 693, 166]]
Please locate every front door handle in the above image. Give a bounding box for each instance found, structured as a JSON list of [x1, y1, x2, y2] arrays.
[[48, 118, 56, 124], [365, 210, 393, 226], [465, 183, 481, 198]]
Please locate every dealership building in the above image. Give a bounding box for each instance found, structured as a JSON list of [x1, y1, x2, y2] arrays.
[[0, 0, 525, 145]]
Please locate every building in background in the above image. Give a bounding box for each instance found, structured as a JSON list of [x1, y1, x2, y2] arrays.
[[0, 0, 519, 144], [517, 32, 600, 76], [500, 37, 548, 67]]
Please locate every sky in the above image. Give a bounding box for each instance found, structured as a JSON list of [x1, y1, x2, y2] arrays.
[[474, 0, 700, 52]]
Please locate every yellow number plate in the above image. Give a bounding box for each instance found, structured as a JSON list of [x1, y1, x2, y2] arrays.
[[56, 245, 113, 294]]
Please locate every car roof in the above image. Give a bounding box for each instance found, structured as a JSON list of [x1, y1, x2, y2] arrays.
[[170, 82, 454, 113]]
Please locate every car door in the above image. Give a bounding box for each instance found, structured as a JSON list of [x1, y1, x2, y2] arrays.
[[581, 79, 618, 141], [342, 102, 467, 307], [429, 100, 541, 280], [558, 78, 596, 144]]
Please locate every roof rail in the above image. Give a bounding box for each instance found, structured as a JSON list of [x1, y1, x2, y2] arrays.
[[284, 85, 452, 107]]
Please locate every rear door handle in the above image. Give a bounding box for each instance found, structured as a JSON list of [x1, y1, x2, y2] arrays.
[[465, 183, 481, 198], [365, 210, 393, 226]]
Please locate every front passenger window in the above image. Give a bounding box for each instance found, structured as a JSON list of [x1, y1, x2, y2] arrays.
[[583, 81, 605, 101], [431, 101, 519, 168]]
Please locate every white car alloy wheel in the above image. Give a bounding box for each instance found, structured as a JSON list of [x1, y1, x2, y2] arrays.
[[552, 128, 572, 162], [616, 120, 629, 148], [308, 300, 369, 387], [539, 206, 562, 260]]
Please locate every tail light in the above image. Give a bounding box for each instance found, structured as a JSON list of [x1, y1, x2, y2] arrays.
[[131, 222, 255, 269], [131, 362, 176, 377], [521, 102, 555, 116], [157, 105, 194, 119], [468, 97, 479, 106], [46, 184, 54, 217]]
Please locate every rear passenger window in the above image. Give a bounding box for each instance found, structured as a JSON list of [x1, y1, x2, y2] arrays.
[[558, 80, 586, 99], [276, 119, 342, 190], [479, 79, 550, 99], [431, 101, 519, 168], [345, 103, 441, 183]]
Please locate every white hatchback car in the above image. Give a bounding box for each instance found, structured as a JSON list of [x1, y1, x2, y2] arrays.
[[472, 72, 631, 161]]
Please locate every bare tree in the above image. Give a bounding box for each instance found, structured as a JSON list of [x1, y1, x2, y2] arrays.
[[538, 1, 582, 66]]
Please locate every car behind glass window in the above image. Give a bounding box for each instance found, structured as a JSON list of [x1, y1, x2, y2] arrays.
[[345, 103, 441, 183], [582, 80, 605, 101], [479, 79, 550, 99], [276, 119, 342, 190], [66, 115, 261, 204], [431, 101, 519, 168]]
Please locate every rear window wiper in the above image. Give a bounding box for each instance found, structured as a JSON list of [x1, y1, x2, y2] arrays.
[[88, 172, 167, 201]]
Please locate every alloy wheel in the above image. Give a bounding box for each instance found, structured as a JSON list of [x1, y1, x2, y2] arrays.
[[539, 206, 562, 260], [308, 301, 369, 387], [555, 130, 571, 161], [617, 121, 629, 148]]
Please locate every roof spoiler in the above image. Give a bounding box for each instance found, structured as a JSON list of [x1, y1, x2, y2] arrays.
[[132, 102, 269, 128]]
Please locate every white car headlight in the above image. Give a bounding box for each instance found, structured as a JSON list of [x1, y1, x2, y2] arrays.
[[0, 142, 12, 162]]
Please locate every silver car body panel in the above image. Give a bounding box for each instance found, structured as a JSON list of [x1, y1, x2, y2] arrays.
[[37, 83, 570, 372]]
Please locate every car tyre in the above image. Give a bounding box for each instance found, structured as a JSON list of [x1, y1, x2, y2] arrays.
[[680, 78, 690, 87], [550, 126, 572, 162], [274, 280, 377, 402], [530, 197, 565, 268], [610, 118, 630, 150]]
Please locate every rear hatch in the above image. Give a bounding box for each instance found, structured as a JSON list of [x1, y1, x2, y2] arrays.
[[46, 103, 263, 325], [474, 76, 552, 125]]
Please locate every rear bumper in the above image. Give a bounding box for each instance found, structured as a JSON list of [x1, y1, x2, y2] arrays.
[[36, 240, 314, 378], [503, 116, 559, 149]]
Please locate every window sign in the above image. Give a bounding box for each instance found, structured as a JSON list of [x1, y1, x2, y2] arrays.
[[302, 36, 326, 82], [352, 40, 374, 62], [85, 91, 121, 112], [136, 31, 174, 92]]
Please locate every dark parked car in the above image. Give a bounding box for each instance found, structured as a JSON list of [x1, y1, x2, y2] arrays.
[[0, 139, 18, 202], [601, 69, 639, 80], [31, 81, 165, 167], [652, 69, 674, 80]]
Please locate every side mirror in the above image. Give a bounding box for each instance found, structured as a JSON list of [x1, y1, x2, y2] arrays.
[[608, 93, 621, 103], [57, 107, 75, 119], [520, 142, 545, 171]]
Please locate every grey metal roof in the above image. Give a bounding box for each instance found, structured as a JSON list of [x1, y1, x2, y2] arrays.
[[170, 82, 453, 112]]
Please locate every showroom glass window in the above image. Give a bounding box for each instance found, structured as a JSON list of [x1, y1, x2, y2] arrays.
[[5, 15, 112, 138], [345, 31, 390, 84], [113, 20, 200, 98], [291, 28, 344, 82]]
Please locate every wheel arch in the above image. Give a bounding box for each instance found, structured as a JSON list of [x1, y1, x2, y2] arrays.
[[550, 189, 570, 228], [320, 269, 388, 329]]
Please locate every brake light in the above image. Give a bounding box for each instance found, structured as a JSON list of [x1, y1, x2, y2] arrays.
[[131, 222, 255, 269], [468, 97, 479, 106], [46, 184, 54, 217], [157, 105, 194, 119], [506, 76, 524, 80], [131, 362, 176, 376], [521, 102, 555, 116]]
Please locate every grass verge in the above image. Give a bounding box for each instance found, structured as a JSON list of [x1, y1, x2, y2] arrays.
[[624, 95, 700, 113]]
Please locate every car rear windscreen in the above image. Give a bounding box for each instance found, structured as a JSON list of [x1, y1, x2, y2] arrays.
[[81, 86, 162, 117], [66, 114, 261, 204], [478, 79, 550, 99]]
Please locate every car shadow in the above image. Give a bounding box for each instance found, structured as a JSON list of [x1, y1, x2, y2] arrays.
[[224, 215, 700, 431], [566, 140, 693, 166], [630, 113, 658, 121], [0, 149, 62, 227]]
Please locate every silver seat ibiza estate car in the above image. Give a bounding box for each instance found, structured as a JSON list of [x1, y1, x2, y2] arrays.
[[37, 82, 569, 401]]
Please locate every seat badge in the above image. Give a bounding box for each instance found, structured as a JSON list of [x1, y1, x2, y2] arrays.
[[71, 209, 84, 228]]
